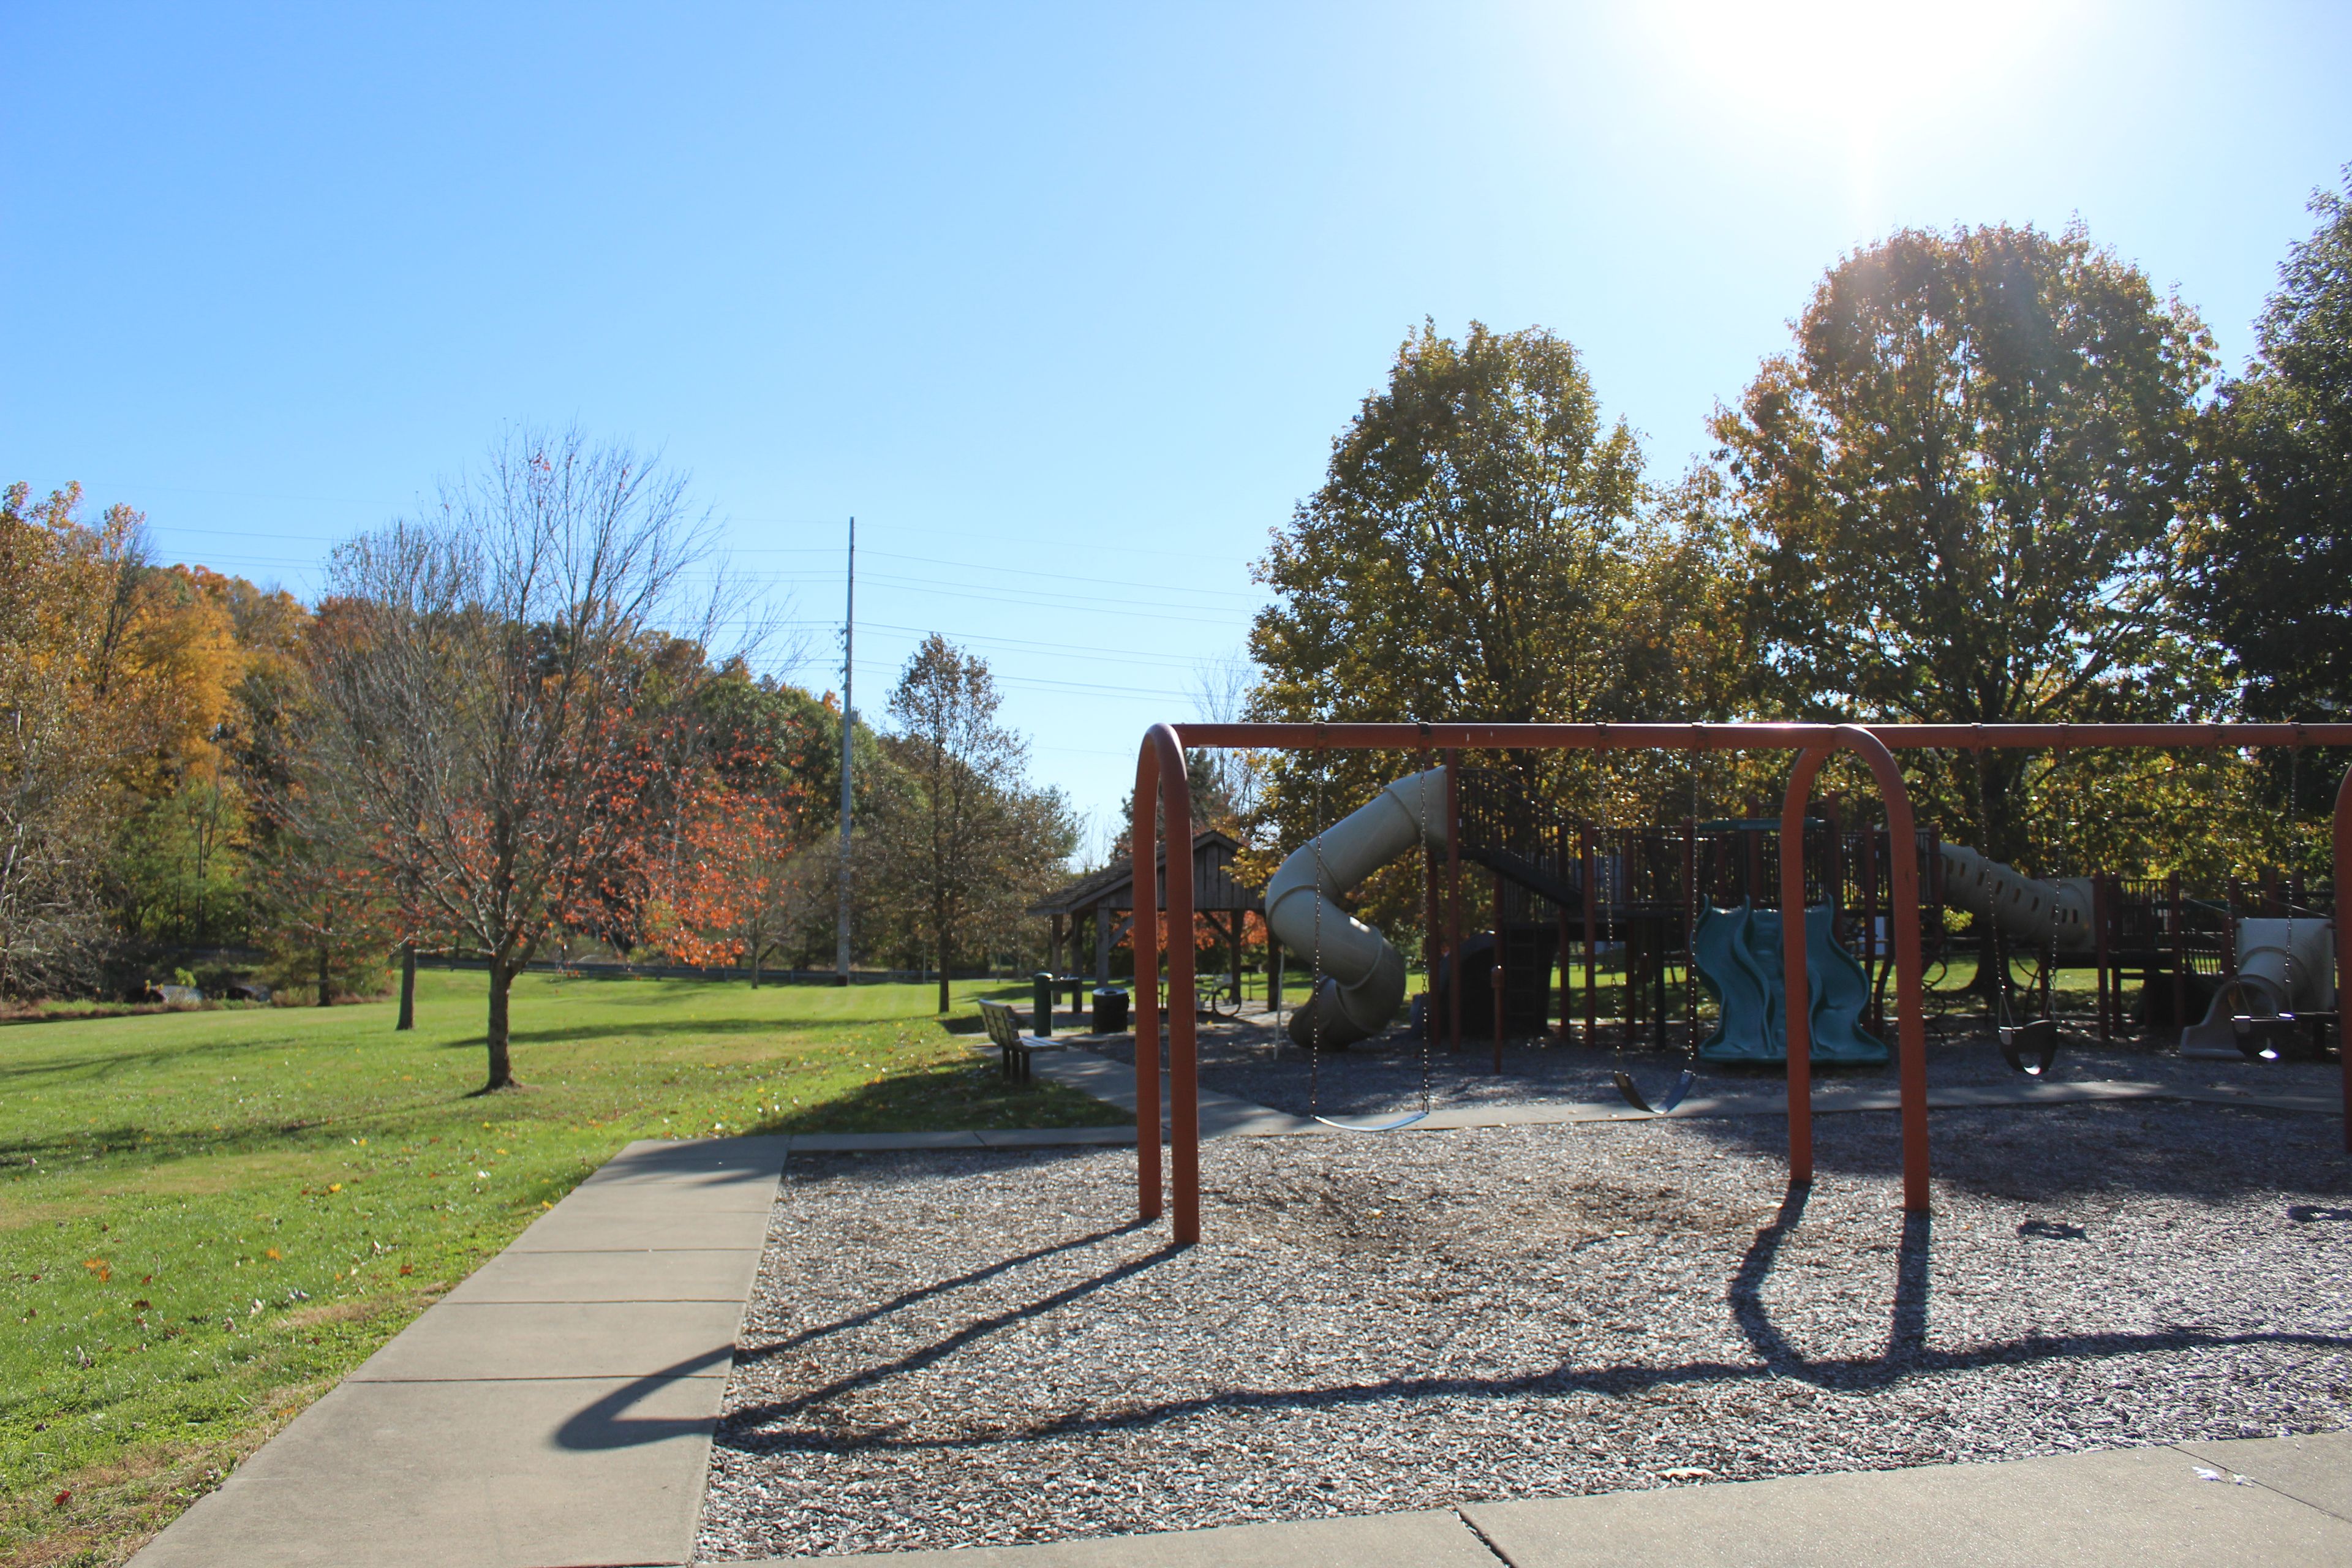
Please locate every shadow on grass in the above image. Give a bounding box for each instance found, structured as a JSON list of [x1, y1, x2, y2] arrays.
[[0, 1030, 331, 1088], [0, 1096, 469, 1167], [497, 1011, 1006, 1046], [751, 1056, 1127, 1136]]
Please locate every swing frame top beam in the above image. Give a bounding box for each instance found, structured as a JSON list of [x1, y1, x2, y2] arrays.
[[1132, 720, 2352, 1246]]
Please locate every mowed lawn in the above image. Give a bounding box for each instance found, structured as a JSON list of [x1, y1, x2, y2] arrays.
[[0, 970, 1123, 1567]]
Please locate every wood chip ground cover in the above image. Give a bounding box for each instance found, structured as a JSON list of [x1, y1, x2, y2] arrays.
[[702, 1092, 2352, 1558]]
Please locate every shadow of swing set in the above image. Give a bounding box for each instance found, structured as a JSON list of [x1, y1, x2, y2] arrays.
[[1127, 722, 2352, 1245]]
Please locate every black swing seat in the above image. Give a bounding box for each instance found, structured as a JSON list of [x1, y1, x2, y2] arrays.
[[2232, 1010, 2304, 1062], [1613, 1068, 1696, 1115], [1999, 1017, 2060, 1076]]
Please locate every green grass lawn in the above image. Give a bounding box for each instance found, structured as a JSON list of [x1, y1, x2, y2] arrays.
[[0, 970, 1123, 1567]]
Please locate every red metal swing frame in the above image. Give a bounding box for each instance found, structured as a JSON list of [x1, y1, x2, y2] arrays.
[[1132, 721, 2352, 1245]]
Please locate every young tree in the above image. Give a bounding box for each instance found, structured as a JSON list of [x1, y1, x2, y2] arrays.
[[301, 428, 740, 1090], [1718, 223, 2215, 862], [870, 636, 1040, 1012], [2188, 169, 2352, 739], [249, 824, 393, 1005]]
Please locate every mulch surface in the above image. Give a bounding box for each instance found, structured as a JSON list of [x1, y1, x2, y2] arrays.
[[699, 1077, 2352, 1558]]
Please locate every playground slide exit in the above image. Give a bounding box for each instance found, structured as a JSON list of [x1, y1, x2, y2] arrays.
[[1691, 903, 1887, 1065]]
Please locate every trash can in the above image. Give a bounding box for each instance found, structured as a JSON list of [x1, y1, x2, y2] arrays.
[[1032, 972, 1055, 1037], [1091, 987, 1130, 1034]]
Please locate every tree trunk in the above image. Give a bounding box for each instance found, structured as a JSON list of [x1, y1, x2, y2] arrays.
[[396, 941, 416, 1030], [484, 960, 519, 1090], [937, 928, 952, 1015], [317, 943, 331, 1007]]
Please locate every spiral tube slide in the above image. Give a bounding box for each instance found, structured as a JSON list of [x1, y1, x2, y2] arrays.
[[1937, 843, 2095, 951], [1265, 766, 1450, 1049]]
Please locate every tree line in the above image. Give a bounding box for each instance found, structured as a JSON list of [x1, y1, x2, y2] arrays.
[[1244, 194, 2352, 925], [1, 428, 1072, 1087]]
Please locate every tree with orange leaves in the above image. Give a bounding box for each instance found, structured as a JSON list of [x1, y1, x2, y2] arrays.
[[0, 483, 150, 993], [296, 428, 752, 1090]]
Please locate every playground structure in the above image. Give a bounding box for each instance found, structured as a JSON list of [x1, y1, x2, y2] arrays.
[[1129, 722, 2352, 1244], [1259, 756, 2334, 1069]]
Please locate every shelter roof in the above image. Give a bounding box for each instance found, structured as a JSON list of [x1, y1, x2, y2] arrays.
[[1028, 828, 1262, 916]]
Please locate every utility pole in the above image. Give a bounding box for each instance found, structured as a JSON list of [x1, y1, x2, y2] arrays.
[[834, 516, 856, 986]]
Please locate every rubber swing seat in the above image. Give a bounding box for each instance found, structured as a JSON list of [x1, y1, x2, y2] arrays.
[[1311, 1110, 1431, 1134], [1612, 1068, 1696, 1115], [1999, 1017, 2060, 1076]]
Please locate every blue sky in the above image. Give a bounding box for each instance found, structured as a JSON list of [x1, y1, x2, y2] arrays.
[[6, 1, 2347, 857]]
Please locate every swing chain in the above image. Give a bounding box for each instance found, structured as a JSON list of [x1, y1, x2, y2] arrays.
[[1415, 733, 1434, 1115], [1308, 724, 1325, 1113]]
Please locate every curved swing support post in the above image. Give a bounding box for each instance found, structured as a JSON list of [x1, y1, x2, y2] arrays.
[[1781, 729, 1931, 1212], [1132, 723, 1200, 1244]]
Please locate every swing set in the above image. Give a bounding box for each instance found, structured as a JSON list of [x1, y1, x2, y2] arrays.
[[1129, 720, 2352, 1245]]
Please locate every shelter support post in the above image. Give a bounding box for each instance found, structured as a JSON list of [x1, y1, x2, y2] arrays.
[[1229, 910, 1243, 1009]]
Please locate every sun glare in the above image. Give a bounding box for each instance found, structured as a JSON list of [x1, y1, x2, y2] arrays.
[[1632, 0, 2079, 131]]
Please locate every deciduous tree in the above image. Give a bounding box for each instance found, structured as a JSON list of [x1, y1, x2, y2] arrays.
[[0, 484, 146, 993], [300, 428, 743, 1089], [2187, 167, 2352, 832], [1245, 322, 1734, 924], [1718, 223, 2215, 862], [869, 636, 1070, 1011]]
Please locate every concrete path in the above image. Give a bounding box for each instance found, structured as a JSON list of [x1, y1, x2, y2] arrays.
[[742, 1431, 2352, 1566], [127, 1135, 792, 1568]]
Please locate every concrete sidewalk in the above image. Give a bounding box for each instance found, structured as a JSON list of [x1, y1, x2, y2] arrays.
[[128, 1135, 791, 1568], [744, 1432, 2352, 1566]]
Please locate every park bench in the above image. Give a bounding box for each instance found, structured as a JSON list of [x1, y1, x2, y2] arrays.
[[974, 998, 1068, 1084]]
